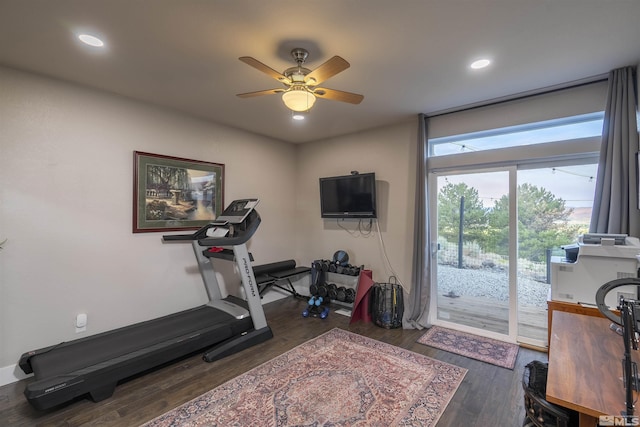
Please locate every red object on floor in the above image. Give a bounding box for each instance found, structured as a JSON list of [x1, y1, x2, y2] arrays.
[[350, 269, 374, 324]]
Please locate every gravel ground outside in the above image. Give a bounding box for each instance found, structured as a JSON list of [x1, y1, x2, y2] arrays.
[[437, 264, 549, 307]]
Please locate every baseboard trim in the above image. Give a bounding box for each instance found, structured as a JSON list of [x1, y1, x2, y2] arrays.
[[0, 364, 31, 387]]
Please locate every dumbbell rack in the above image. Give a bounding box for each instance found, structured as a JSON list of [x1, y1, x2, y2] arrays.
[[323, 272, 359, 309], [312, 272, 358, 309]]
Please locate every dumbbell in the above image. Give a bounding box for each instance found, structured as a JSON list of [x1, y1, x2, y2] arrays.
[[303, 296, 324, 317], [337, 286, 347, 302], [317, 283, 328, 298], [345, 288, 356, 303], [303, 296, 315, 317], [309, 283, 318, 296], [327, 283, 338, 300], [320, 306, 330, 319]]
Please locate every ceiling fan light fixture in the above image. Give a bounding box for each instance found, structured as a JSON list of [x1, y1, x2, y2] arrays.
[[282, 90, 316, 112], [238, 48, 362, 115]]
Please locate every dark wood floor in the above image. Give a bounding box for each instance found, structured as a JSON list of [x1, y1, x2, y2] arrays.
[[0, 296, 546, 426]]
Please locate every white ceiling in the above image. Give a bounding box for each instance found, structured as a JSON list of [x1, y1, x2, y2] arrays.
[[1, 0, 639, 144]]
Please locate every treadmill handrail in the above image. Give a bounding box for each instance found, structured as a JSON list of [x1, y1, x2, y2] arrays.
[[162, 223, 216, 242], [197, 211, 261, 247], [161, 210, 261, 246]]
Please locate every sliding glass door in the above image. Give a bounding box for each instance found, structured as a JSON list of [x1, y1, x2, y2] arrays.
[[431, 162, 596, 346], [434, 169, 513, 337]]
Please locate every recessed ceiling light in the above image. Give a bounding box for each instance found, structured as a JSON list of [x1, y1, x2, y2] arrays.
[[470, 58, 491, 69], [78, 34, 104, 47], [292, 113, 306, 121]]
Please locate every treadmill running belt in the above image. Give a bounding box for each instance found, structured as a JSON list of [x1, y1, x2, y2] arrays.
[[30, 306, 237, 379]]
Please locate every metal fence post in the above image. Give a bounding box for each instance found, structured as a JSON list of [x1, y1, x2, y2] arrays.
[[546, 248, 551, 284]]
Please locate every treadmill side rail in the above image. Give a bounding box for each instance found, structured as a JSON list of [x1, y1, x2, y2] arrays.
[[203, 326, 273, 362], [207, 299, 250, 319]]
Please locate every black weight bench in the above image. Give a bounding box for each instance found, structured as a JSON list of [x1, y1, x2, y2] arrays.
[[253, 260, 310, 299]]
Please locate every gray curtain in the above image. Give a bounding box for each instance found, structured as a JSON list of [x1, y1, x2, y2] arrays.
[[403, 114, 431, 329], [590, 66, 640, 235]]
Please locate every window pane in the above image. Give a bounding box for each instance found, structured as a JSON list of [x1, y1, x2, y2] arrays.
[[429, 112, 604, 157], [516, 163, 597, 343], [436, 171, 510, 335]]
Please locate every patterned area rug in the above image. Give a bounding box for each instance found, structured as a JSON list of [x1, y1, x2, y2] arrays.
[[417, 326, 519, 369], [142, 328, 467, 426]]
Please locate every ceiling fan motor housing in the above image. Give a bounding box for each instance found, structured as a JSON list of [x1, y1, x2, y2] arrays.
[[291, 48, 309, 65]]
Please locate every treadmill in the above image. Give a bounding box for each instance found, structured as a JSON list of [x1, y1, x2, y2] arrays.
[[18, 205, 272, 410]]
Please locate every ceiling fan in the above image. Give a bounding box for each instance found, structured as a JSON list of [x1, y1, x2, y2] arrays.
[[236, 48, 364, 113]]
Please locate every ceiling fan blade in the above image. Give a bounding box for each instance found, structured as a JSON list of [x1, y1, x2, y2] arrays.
[[236, 88, 285, 98], [305, 56, 350, 85], [239, 57, 291, 84], [313, 88, 364, 104]]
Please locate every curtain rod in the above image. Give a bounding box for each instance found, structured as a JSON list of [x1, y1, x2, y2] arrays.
[[426, 73, 609, 119]]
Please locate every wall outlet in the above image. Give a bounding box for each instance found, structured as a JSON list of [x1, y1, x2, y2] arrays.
[[75, 313, 87, 333]]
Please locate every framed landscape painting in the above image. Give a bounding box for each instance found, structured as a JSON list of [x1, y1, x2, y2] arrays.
[[133, 151, 224, 233]]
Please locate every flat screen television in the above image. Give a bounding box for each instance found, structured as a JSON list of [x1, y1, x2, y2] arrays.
[[319, 173, 377, 219]]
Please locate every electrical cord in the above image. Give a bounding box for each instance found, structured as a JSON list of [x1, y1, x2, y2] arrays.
[[336, 218, 360, 236], [358, 219, 373, 236], [375, 220, 404, 287], [336, 218, 374, 237], [334, 218, 404, 287]]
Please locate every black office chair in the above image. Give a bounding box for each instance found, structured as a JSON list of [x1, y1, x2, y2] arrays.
[[522, 360, 578, 427]]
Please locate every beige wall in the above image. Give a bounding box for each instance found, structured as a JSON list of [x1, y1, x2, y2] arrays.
[[295, 121, 418, 289], [0, 67, 298, 378], [0, 66, 418, 383]]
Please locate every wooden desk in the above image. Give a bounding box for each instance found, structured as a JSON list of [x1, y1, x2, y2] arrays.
[[547, 299, 605, 346], [547, 311, 638, 426]]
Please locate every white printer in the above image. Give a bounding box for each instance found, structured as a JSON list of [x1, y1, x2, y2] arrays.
[[550, 233, 640, 308]]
